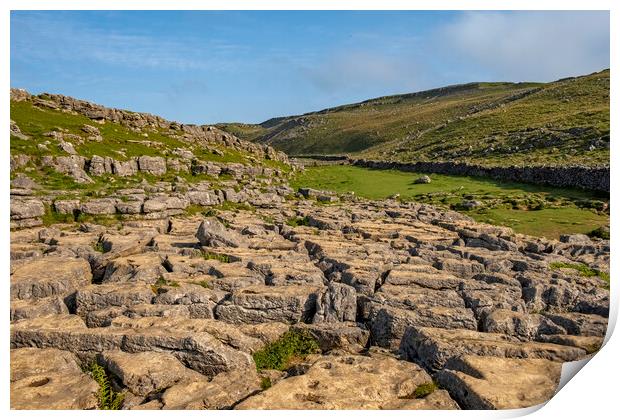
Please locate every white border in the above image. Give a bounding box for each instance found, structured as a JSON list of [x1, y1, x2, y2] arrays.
[[2, 1, 617, 419]]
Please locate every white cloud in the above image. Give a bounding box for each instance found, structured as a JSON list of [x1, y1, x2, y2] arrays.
[[437, 11, 610, 81]]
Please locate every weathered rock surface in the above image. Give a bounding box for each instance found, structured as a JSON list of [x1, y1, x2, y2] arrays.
[[8, 177, 609, 410], [236, 352, 459, 409], [215, 285, 324, 324], [11, 315, 254, 378], [196, 217, 245, 247], [400, 326, 586, 371], [99, 350, 203, 397], [11, 257, 92, 300], [10, 348, 99, 409], [435, 355, 562, 409]]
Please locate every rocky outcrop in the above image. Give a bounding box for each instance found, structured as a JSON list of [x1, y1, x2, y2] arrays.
[[9, 184, 609, 410]]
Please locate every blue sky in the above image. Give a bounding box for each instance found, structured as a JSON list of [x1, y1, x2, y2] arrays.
[[11, 10, 609, 124]]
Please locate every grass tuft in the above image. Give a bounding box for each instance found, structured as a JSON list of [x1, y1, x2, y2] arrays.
[[252, 329, 320, 371], [413, 382, 437, 399], [260, 376, 272, 390], [549, 262, 610, 288]]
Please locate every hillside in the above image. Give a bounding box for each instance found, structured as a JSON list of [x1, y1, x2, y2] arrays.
[[218, 69, 609, 167], [10, 88, 292, 228], [9, 89, 610, 412]]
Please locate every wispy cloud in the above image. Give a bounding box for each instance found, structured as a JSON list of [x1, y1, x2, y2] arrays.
[[11, 12, 245, 72], [300, 49, 419, 94]]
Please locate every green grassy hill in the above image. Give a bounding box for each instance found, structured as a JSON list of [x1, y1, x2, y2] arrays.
[[10, 92, 291, 198], [218, 69, 609, 167]]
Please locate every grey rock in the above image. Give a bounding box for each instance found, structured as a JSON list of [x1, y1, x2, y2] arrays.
[[112, 158, 139, 176], [81, 198, 118, 215], [88, 155, 113, 175], [414, 175, 431, 184], [313, 282, 357, 323], [11, 174, 39, 190], [196, 217, 244, 247], [188, 190, 221, 206], [11, 199, 45, 220], [99, 350, 203, 396], [10, 347, 99, 409], [215, 285, 323, 324], [11, 256, 92, 300], [75, 283, 155, 317], [138, 156, 167, 175], [54, 199, 80, 215], [11, 315, 254, 378]]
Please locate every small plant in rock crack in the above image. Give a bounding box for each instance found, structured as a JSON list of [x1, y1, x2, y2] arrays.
[[286, 216, 310, 227], [87, 362, 125, 410], [413, 382, 437, 399], [252, 329, 320, 371], [151, 276, 180, 293], [202, 251, 230, 263], [260, 376, 272, 390]]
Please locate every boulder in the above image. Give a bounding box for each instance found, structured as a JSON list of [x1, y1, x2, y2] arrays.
[[45, 155, 93, 184], [482, 309, 566, 339], [54, 199, 81, 215], [196, 217, 244, 247], [291, 323, 369, 353], [313, 282, 357, 323], [543, 312, 608, 337], [559, 234, 591, 244], [143, 195, 189, 213], [10, 199, 45, 220], [369, 304, 477, 349], [88, 155, 113, 175], [11, 315, 254, 378], [101, 253, 166, 283], [138, 156, 167, 175], [11, 174, 39, 190], [162, 367, 261, 409], [10, 296, 69, 321], [112, 158, 139, 176], [188, 190, 220, 206], [81, 198, 118, 215], [75, 283, 155, 317], [58, 141, 77, 155], [414, 175, 431, 184], [116, 199, 143, 214]]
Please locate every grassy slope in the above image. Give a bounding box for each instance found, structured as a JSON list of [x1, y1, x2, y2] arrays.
[[219, 70, 609, 167], [10, 100, 247, 163], [291, 165, 608, 239], [10, 98, 288, 197]]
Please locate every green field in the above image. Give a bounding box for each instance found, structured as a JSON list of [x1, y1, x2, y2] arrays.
[[291, 165, 609, 239]]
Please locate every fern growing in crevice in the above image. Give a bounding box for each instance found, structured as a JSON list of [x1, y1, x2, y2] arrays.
[[88, 362, 125, 410]]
